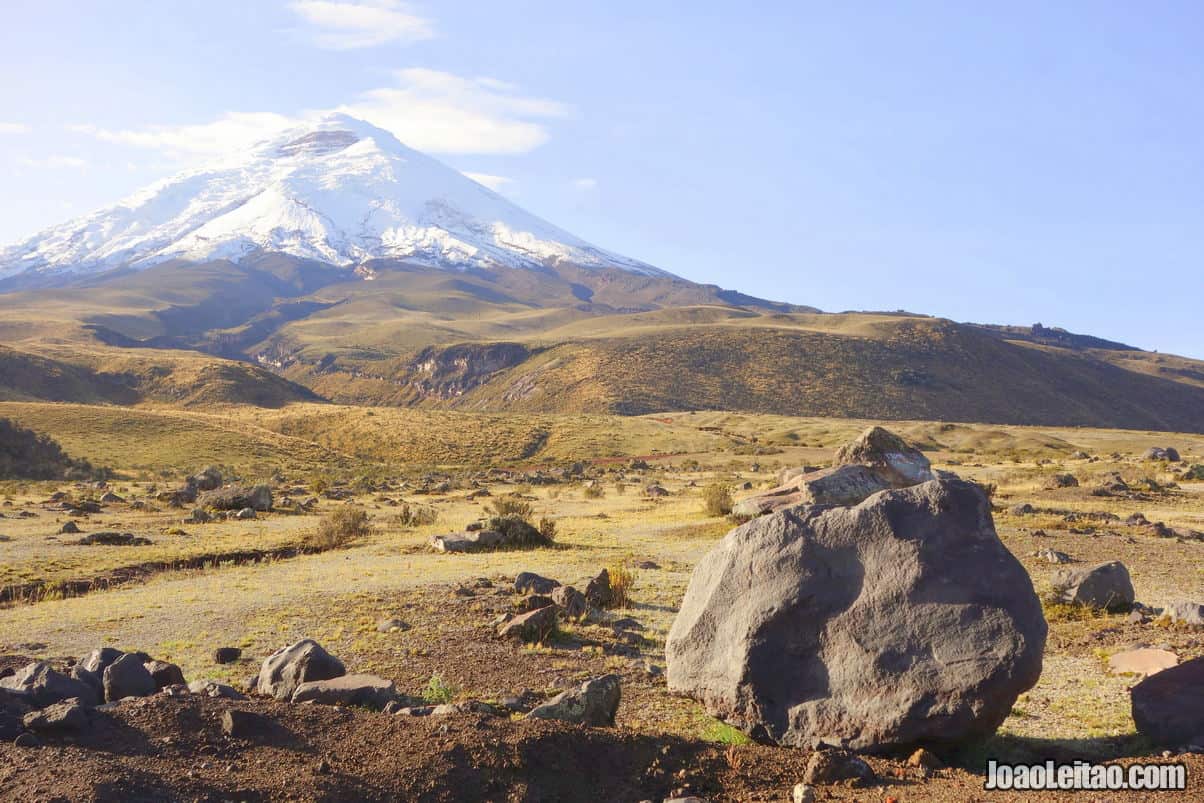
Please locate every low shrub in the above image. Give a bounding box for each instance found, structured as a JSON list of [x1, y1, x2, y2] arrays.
[[701, 482, 733, 517], [605, 564, 637, 608], [308, 506, 372, 550]]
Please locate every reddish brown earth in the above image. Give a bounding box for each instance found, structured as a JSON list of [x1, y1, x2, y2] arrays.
[[0, 693, 1198, 802]]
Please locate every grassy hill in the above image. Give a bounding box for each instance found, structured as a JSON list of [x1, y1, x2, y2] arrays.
[[1, 255, 1203, 432]]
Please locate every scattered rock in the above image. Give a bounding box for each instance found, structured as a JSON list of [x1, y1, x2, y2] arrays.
[[103, 653, 156, 702], [221, 709, 270, 739], [292, 674, 397, 710], [235, 507, 257, 520], [1036, 548, 1074, 564], [1158, 601, 1204, 628], [22, 699, 90, 734], [144, 660, 187, 690], [497, 605, 558, 643], [644, 484, 670, 497], [1143, 447, 1180, 462], [256, 639, 346, 700], [376, 618, 410, 633], [200, 484, 273, 512], [77, 531, 152, 546], [1108, 648, 1178, 677], [907, 747, 943, 769], [1046, 473, 1079, 489], [187, 508, 212, 524], [1051, 561, 1135, 612], [99, 491, 124, 504], [791, 783, 816, 803], [0, 662, 99, 707], [516, 594, 555, 612], [187, 680, 246, 699], [526, 674, 620, 726], [551, 585, 588, 619], [190, 466, 223, 492], [58, 521, 80, 534], [1010, 503, 1035, 516], [1131, 656, 1204, 747], [666, 479, 1046, 750], [514, 572, 560, 595], [213, 647, 242, 665], [802, 749, 876, 785], [584, 569, 613, 608], [13, 731, 40, 748]]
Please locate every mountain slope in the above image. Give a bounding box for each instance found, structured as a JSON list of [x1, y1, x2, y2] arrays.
[[0, 114, 664, 284]]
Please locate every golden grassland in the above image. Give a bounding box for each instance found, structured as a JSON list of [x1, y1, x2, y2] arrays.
[[0, 402, 1202, 759]]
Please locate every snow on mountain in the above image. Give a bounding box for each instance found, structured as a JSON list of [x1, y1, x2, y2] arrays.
[[0, 114, 665, 281]]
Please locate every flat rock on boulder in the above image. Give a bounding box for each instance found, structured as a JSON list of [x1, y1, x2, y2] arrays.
[[666, 479, 1047, 751], [734, 427, 936, 519], [1051, 561, 1134, 611], [732, 465, 891, 519], [292, 674, 397, 710], [256, 639, 346, 700], [526, 674, 620, 726], [144, 660, 186, 690], [1131, 656, 1204, 747], [833, 426, 936, 486]]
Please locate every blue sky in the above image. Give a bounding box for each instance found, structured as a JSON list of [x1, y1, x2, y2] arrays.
[[2, 1, 1201, 357]]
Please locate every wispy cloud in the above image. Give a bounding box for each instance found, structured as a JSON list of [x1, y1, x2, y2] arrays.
[[68, 112, 295, 159], [338, 68, 570, 154], [69, 69, 570, 160], [573, 177, 598, 191], [461, 172, 512, 192], [0, 122, 31, 134], [288, 0, 434, 49], [19, 154, 87, 169]]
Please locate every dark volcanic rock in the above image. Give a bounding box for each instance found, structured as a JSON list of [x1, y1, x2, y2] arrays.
[[1131, 656, 1204, 747], [526, 674, 621, 726], [666, 479, 1047, 751], [103, 654, 156, 702], [1051, 561, 1134, 612], [256, 639, 345, 700], [0, 662, 99, 708]]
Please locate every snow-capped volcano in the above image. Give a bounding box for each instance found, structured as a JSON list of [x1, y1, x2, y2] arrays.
[[0, 114, 664, 281]]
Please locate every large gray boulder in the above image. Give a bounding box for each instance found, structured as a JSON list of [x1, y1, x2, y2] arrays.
[[666, 479, 1046, 751], [526, 674, 621, 726], [0, 662, 99, 708], [1051, 561, 1134, 612], [256, 639, 345, 700]]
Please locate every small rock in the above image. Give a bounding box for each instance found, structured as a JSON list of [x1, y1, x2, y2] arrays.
[[213, 647, 242, 664], [13, 731, 40, 748], [1108, 648, 1178, 677], [234, 507, 256, 520], [551, 585, 588, 619], [187, 680, 247, 699], [23, 699, 90, 734], [498, 605, 558, 643], [292, 674, 397, 710], [221, 709, 269, 739], [376, 618, 410, 633], [514, 572, 560, 595], [802, 749, 876, 786], [792, 784, 816, 803], [585, 569, 613, 608], [256, 639, 345, 700], [144, 660, 187, 690], [526, 674, 620, 726], [1052, 561, 1135, 611], [907, 747, 943, 769]]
